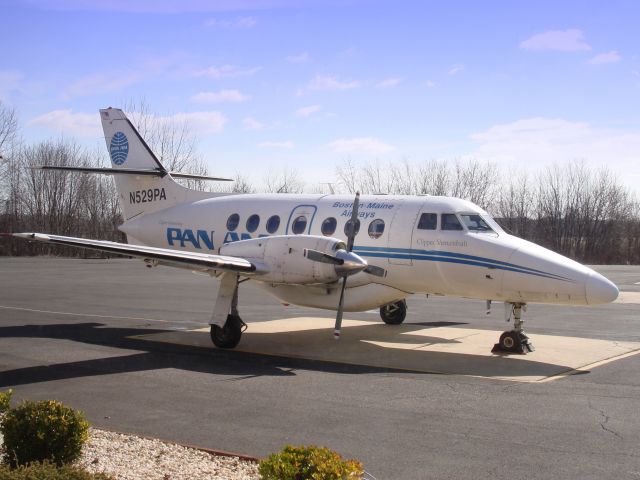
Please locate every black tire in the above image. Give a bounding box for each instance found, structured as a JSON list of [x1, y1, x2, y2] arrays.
[[210, 314, 243, 349], [380, 300, 407, 325], [499, 331, 520, 352]]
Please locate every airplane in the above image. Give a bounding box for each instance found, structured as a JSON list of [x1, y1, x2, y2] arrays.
[[4, 107, 619, 354]]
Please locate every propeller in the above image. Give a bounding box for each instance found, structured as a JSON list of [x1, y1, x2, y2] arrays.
[[303, 192, 388, 339], [334, 192, 361, 339]]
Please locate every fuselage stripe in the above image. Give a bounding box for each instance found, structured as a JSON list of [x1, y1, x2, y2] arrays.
[[353, 247, 575, 283]]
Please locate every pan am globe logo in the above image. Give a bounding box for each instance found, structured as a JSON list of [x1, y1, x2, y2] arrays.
[[110, 132, 129, 165]]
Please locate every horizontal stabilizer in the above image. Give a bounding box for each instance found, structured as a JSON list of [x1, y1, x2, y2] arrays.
[[32, 165, 233, 182]]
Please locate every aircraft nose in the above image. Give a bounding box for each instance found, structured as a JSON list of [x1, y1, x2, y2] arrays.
[[586, 271, 619, 305]]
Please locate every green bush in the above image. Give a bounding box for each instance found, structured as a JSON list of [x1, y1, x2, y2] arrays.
[[0, 461, 113, 480], [1, 400, 89, 467], [258, 445, 364, 480], [0, 390, 11, 415]]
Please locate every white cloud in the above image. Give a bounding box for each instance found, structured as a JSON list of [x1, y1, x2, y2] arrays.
[[190, 89, 250, 103], [63, 53, 186, 98], [28, 109, 228, 137], [295, 105, 322, 118], [0, 70, 23, 100], [376, 77, 402, 88], [448, 64, 464, 76], [299, 75, 359, 95], [467, 118, 640, 188], [27, 110, 101, 137], [190, 64, 261, 79], [166, 111, 227, 135], [203, 16, 257, 28], [328, 137, 395, 155], [64, 71, 143, 98], [286, 52, 310, 64], [520, 29, 591, 52], [588, 50, 621, 65], [243, 116, 264, 130], [425, 80, 437, 88], [259, 140, 294, 148]]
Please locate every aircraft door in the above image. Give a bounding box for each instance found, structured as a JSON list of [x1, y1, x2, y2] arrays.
[[386, 199, 423, 265], [286, 204, 317, 234]]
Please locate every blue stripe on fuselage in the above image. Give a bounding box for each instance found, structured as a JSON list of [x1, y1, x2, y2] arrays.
[[352, 246, 575, 283]]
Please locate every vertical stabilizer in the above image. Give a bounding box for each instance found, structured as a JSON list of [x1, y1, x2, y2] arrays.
[[100, 107, 212, 221]]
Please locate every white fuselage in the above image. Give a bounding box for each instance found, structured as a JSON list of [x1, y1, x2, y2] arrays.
[[118, 193, 618, 311]]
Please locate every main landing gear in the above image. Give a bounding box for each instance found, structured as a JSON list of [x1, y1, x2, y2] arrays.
[[492, 302, 535, 354], [210, 275, 247, 349], [380, 300, 407, 325]]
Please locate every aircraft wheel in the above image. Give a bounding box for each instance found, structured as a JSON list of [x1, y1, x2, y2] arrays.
[[210, 314, 243, 349], [498, 331, 520, 352], [380, 300, 407, 325]]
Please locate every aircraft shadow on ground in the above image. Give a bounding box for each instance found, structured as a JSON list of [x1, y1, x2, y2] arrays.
[[0, 321, 576, 386]]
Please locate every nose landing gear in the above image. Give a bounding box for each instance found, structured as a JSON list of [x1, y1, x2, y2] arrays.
[[492, 302, 535, 354]]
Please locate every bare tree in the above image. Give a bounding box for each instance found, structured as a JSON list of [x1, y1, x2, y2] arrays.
[[122, 98, 211, 191], [264, 167, 304, 193]]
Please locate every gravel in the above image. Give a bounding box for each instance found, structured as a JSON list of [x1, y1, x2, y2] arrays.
[[2, 426, 260, 480]]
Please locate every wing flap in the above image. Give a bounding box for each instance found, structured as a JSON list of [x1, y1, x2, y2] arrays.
[[11, 233, 256, 274]]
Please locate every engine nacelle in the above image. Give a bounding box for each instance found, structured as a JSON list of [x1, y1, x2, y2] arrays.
[[219, 235, 355, 285]]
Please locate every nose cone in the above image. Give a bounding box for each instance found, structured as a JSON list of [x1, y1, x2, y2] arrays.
[[586, 271, 619, 305]]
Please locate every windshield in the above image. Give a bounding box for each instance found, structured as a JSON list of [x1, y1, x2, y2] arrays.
[[459, 214, 494, 233]]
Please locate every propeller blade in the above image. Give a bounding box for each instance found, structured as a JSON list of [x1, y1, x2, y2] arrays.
[[364, 264, 387, 277], [334, 276, 348, 339], [346, 192, 360, 252], [304, 248, 344, 265]]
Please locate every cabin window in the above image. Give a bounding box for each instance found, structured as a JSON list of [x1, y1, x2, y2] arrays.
[[368, 219, 385, 239], [246, 214, 260, 233], [417, 213, 437, 230], [226, 213, 240, 231], [344, 218, 361, 237], [292, 215, 307, 234], [266, 215, 280, 234], [441, 213, 463, 231], [460, 214, 494, 233], [321, 217, 337, 236]]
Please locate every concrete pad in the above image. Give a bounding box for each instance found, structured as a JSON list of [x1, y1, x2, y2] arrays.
[[132, 318, 640, 383], [615, 291, 640, 304]]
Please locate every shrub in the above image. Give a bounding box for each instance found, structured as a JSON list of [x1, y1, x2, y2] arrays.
[[0, 390, 11, 415], [258, 445, 364, 480], [0, 461, 113, 479], [1, 400, 89, 467]]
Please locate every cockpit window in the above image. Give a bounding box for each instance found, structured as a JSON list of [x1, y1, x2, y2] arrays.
[[460, 214, 494, 233], [441, 213, 463, 231], [417, 213, 437, 230]]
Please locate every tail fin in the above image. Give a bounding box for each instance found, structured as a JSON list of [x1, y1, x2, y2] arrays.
[[100, 107, 213, 220]]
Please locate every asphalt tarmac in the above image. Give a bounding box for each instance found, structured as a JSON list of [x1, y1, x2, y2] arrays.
[[1, 257, 639, 479]]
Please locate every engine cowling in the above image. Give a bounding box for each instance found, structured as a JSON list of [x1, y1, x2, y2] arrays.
[[219, 235, 365, 284]]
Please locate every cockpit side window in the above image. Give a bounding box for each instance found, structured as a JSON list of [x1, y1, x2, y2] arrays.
[[441, 213, 463, 231], [417, 213, 437, 230], [460, 214, 494, 233]]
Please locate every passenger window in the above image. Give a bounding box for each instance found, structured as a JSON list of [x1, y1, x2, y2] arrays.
[[368, 219, 385, 239], [460, 214, 494, 233], [344, 218, 361, 237], [442, 214, 463, 231], [292, 215, 307, 234], [226, 213, 240, 231], [321, 217, 337, 236], [246, 214, 260, 233], [266, 215, 280, 234], [417, 213, 437, 230]]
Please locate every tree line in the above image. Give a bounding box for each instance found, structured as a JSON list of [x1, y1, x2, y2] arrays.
[[1, 101, 638, 263]]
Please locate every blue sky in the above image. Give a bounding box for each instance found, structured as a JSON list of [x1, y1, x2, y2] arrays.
[[2, 0, 639, 192]]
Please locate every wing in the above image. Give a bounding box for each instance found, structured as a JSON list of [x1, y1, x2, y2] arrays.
[[9, 233, 257, 275]]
